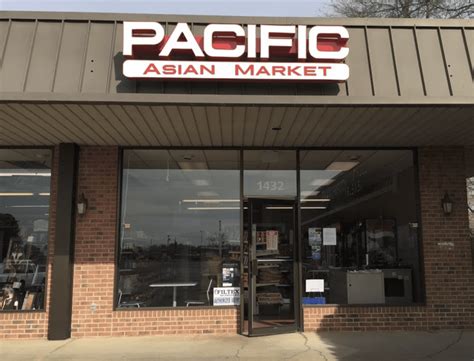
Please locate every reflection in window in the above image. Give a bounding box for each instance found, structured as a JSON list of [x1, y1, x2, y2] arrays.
[[300, 150, 422, 305], [118, 150, 240, 308], [244, 150, 296, 197], [0, 149, 52, 311]]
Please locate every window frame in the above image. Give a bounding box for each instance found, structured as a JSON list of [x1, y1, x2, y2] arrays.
[[113, 146, 425, 313]]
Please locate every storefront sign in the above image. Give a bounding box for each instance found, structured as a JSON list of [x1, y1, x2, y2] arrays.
[[213, 287, 241, 306], [123, 22, 349, 81]]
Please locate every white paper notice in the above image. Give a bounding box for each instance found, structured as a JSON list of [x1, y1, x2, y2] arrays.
[[213, 287, 241, 306], [323, 228, 337, 246], [306, 279, 324, 293]]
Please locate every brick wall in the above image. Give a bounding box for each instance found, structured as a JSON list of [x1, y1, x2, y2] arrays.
[[304, 147, 474, 331], [0, 146, 58, 339], [70, 146, 239, 337]]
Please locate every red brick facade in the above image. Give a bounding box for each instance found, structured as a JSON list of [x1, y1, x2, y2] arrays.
[[1, 146, 472, 339]]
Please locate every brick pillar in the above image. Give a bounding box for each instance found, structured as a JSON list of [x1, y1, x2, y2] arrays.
[[418, 147, 474, 329], [71, 146, 119, 337]]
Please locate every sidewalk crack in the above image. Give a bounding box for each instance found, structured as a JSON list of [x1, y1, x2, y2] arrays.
[[423, 331, 463, 359], [35, 338, 75, 361], [234, 341, 247, 360], [285, 333, 328, 361]]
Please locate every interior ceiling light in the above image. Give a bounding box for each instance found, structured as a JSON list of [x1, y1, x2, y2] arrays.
[[8, 205, 49, 208], [39, 193, 50, 196], [0, 192, 34, 196], [326, 161, 359, 172], [301, 198, 331, 202], [0, 172, 51, 177], [301, 206, 327, 210], [187, 207, 240, 210], [182, 199, 239, 203]]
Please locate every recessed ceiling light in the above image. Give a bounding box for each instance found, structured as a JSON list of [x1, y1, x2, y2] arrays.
[[182, 199, 239, 203], [301, 198, 331, 202], [188, 207, 240, 210], [326, 161, 359, 172], [0, 172, 51, 177]]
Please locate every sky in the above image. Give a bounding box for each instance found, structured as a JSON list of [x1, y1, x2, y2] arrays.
[[1, 0, 333, 17]]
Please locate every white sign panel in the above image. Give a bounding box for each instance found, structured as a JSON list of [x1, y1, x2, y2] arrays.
[[213, 287, 241, 306], [306, 279, 324, 292], [323, 227, 337, 246], [123, 22, 350, 82], [123, 60, 349, 81]]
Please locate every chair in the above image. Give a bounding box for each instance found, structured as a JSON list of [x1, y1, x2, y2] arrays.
[[186, 278, 213, 307], [117, 289, 145, 308]]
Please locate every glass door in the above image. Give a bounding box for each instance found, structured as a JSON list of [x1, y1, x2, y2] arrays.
[[243, 198, 298, 336]]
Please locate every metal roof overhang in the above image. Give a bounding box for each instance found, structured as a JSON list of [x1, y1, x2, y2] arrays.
[[0, 12, 473, 151]]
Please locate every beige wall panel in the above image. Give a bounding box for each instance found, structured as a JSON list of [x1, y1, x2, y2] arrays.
[[416, 28, 450, 97], [1, 21, 36, 92], [81, 22, 115, 93], [25, 21, 62, 92], [53, 22, 89, 92], [367, 28, 398, 96], [391, 28, 424, 96], [345, 27, 373, 96], [440, 29, 474, 97]]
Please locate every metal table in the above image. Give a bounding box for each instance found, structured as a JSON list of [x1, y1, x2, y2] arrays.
[[149, 282, 198, 307]]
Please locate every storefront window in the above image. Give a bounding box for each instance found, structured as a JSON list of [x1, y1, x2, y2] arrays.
[[0, 149, 52, 311], [300, 150, 422, 305], [118, 150, 240, 308]]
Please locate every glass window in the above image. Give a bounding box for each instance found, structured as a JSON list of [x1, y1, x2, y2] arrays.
[[300, 150, 422, 305], [0, 149, 52, 311], [118, 150, 240, 308], [244, 150, 296, 197]]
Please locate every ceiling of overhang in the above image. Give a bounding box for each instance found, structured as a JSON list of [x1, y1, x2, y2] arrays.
[[0, 103, 472, 147]]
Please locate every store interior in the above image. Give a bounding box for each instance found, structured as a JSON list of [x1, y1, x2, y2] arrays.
[[0, 149, 51, 311]]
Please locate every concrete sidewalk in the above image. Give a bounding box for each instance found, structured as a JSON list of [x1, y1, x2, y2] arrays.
[[1, 331, 473, 361]]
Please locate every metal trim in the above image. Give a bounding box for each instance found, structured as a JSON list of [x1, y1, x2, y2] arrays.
[[2, 93, 473, 105], [2, 11, 473, 27]]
